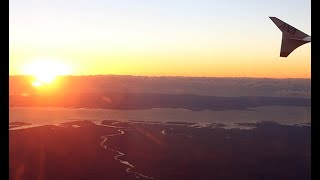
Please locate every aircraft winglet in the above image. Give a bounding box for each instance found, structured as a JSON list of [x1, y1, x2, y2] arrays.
[[269, 17, 311, 57]]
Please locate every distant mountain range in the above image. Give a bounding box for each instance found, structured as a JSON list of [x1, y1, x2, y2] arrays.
[[9, 75, 310, 110], [9, 75, 310, 98]]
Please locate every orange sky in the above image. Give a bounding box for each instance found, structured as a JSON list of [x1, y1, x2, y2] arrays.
[[9, 0, 311, 78], [9, 43, 311, 78]]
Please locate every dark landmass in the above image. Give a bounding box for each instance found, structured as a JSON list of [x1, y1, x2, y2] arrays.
[[100, 120, 133, 128], [165, 121, 196, 125], [235, 122, 257, 127], [9, 92, 310, 111], [60, 120, 95, 128], [9, 122, 32, 129], [10, 120, 310, 180], [99, 119, 121, 125], [100, 119, 121, 125], [10, 122, 32, 126], [131, 120, 148, 123], [206, 123, 227, 128]]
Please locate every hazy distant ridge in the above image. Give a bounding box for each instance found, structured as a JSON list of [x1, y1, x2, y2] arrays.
[[9, 75, 310, 98]]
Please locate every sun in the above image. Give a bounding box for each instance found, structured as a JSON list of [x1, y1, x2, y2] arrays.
[[23, 59, 72, 87]]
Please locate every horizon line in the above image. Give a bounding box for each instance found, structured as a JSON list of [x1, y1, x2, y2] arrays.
[[9, 74, 311, 80]]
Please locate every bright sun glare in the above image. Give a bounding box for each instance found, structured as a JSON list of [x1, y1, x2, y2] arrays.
[[23, 59, 71, 87]]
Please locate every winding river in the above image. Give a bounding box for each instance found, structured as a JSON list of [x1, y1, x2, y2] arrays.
[[99, 124, 158, 180]]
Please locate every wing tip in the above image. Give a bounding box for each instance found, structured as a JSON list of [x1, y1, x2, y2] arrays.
[[280, 52, 290, 57]]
